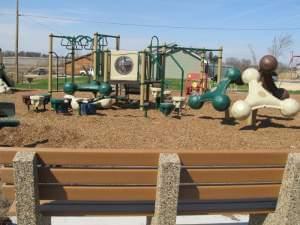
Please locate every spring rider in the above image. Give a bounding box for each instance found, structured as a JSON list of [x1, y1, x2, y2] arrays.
[[188, 67, 241, 112], [231, 55, 300, 126]]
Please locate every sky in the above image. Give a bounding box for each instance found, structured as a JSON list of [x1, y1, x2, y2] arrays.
[[1, 0, 300, 63]]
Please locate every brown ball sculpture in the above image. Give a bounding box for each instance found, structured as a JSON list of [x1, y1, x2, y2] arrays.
[[259, 55, 278, 73], [259, 55, 289, 100]]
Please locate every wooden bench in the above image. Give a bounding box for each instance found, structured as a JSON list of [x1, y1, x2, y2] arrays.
[[0, 148, 299, 225]]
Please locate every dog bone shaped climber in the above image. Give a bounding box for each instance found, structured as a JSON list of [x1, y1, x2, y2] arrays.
[[231, 68, 300, 120]]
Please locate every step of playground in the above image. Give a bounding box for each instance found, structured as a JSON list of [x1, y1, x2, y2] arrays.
[[10, 215, 249, 225]]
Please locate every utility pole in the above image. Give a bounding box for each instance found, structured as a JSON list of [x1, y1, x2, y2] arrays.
[[15, 0, 19, 83]]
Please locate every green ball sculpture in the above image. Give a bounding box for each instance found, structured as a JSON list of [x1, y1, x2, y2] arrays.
[[188, 67, 241, 112]]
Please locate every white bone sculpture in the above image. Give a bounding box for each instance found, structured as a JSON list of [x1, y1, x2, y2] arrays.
[[64, 95, 113, 110], [150, 87, 171, 99], [29, 95, 45, 111], [231, 68, 300, 120]]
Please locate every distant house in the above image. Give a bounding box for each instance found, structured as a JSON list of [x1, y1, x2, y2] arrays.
[[65, 53, 93, 75]]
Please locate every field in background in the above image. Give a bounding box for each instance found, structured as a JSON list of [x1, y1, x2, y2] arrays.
[[16, 76, 90, 90]]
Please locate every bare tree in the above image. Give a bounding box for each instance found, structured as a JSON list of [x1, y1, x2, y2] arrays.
[[248, 44, 257, 66], [268, 33, 293, 58], [225, 57, 251, 71]]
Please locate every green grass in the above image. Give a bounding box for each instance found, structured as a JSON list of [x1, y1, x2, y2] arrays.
[[16, 76, 90, 90], [15, 77, 300, 95], [289, 90, 300, 95], [165, 79, 249, 92]]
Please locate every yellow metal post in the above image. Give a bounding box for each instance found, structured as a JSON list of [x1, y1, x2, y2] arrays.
[[93, 33, 98, 81], [200, 51, 205, 73], [140, 52, 146, 110], [71, 46, 75, 83], [48, 34, 53, 94], [217, 46, 223, 83], [103, 51, 109, 82]]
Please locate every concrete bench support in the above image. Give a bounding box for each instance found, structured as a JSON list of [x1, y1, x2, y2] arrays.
[[13, 152, 51, 225], [151, 153, 181, 225], [249, 153, 300, 225]]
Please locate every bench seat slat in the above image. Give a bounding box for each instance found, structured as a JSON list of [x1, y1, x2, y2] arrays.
[[0, 148, 288, 166], [0, 167, 284, 185], [7, 199, 277, 217], [2, 184, 280, 201]]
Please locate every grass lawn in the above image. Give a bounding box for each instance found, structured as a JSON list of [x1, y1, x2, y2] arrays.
[[15, 77, 299, 95], [16, 76, 90, 90]]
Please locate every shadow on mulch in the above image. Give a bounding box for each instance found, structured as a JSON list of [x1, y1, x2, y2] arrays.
[[199, 116, 238, 126], [240, 118, 300, 131], [23, 139, 49, 147]]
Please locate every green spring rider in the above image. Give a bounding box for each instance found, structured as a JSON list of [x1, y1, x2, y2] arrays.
[[188, 67, 241, 111], [63, 81, 112, 97]]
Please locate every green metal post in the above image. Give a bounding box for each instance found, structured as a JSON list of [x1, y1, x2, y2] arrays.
[[48, 34, 53, 94]]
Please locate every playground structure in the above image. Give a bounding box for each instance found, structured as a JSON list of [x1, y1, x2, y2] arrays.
[[101, 38, 223, 116], [47, 33, 120, 112], [231, 55, 300, 126], [0, 48, 13, 94], [289, 51, 300, 79], [48, 33, 120, 93], [47, 34, 224, 117], [140, 42, 223, 116]]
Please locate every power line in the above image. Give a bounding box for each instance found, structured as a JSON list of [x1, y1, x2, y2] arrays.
[[19, 13, 300, 31], [2, 11, 300, 31]]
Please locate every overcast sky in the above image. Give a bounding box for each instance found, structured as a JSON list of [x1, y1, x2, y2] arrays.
[[1, 0, 300, 63]]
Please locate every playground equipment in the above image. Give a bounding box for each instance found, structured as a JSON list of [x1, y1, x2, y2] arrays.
[[98, 36, 223, 116], [188, 67, 242, 112], [22, 93, 51, 112], [48, 33, 120, 94], [185, 72, 209, 95], [231, 55, 300, 125], [138, 40, 223, 116], [50, 98, 71, 114], [0, 48, 13, 94], [289, 52, 300, 79], [48, 33, 120, 112], [0, 102, 20, 127], [63, 81, 112, 97], [48, 34, 223, 116]]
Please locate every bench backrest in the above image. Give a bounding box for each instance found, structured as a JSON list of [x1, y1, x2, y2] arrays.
[[0, 148, 287, 208]]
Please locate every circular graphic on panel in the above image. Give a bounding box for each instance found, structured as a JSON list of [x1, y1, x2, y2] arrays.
[[114, 56, 134, 75]]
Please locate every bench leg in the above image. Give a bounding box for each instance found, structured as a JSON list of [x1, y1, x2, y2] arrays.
[[0, 183, 10, 221], [151, 153, 181, 225], [40, 216, 51, 225], [13, 152, 42, 225], [146, 216, 152, 225], [248, 214, 268, 225], [249, 153, 300, 225]]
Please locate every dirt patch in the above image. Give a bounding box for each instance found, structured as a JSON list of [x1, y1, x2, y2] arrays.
[[0, 90, 300, 151]]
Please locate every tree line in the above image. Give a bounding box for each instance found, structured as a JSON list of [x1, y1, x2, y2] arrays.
[[2, 50, 48, 58]]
